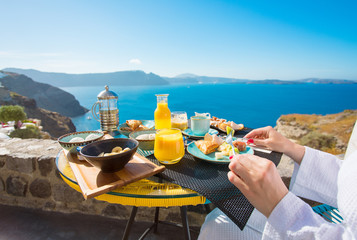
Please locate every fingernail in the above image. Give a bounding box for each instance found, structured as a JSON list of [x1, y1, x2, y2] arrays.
[[229, 155, 234, 160], [247, 139, 254, 144]]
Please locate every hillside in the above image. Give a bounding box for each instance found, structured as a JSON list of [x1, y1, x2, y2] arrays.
[[276, 110, 357, 155], [0, 88, 76, 138], [3, 68, 169, 87], [0, 72, 87, 117]]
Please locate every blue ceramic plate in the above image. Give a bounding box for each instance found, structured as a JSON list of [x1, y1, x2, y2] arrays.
[[187, 141, 254, 164], [182, 128, 219, 139], [119, 120, 155, 137]]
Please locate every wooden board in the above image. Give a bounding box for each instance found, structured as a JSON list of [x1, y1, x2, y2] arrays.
[[64, 150, 165, 199]]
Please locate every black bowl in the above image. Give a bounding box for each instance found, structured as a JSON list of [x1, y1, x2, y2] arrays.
[[80, 138, 139, 173]]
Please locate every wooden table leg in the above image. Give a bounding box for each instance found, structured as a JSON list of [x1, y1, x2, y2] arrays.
[[122, 206, 138, 240], [180, 206, 191, 240]]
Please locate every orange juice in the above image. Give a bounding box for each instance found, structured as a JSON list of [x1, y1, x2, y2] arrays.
[[154, 94, 171, 129], [154, 129, 185, 164]]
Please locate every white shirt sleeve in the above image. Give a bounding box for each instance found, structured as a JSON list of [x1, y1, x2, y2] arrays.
[[262, 192, 354, 240], [262, 149, 357, 239], [289, 147, 343, 208]]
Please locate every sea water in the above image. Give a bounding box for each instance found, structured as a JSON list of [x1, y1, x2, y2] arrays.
[[61, 83, 357, 132]]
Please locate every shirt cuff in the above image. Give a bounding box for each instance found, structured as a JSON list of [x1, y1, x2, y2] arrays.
[[289, 147, 340, 206], [264, 192, 311, 237]]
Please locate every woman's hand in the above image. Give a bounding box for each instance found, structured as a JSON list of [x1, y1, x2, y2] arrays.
[[228, 154, 288, 218], [244, 126, 290, 152], [244, 126, 305, 164]]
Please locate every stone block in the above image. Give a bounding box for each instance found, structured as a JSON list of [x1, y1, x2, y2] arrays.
[[0, 148, 10, 155], [0, 155, 5, 168], [102, 204, 128, 217], [55, 169, 63, 180], [53, 184, 84, 203], [6, 176, 28, 197], [38, 156, 53, 177], [187, 204, 209, 214], [6, 156, 35, 173], [29, 179, 52, 198], [44, 201, 56, 210], [0, 177, 4, 192], [165, 210, 182, 223]]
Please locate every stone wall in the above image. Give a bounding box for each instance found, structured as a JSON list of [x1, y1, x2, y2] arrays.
[[0, 138, 208, 226]]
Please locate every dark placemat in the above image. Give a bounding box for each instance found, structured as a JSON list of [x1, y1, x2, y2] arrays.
[[148, 148, 282, 230]]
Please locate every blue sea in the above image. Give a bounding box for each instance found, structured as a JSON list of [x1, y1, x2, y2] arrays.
[[61, 83, 357, 132]]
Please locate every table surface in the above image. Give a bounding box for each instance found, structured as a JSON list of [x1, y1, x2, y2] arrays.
[[56, 150, 208, 207], [56, 127, 282, 229]]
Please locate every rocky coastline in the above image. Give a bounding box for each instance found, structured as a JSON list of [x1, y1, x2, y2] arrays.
[[0, 88, 76, 138]]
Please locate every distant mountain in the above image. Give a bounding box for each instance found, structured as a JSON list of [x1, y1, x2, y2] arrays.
[[297, 78, 357, 84], [165, 75, 357, 85], [3, 68, 356, 86], [174, 73, 199, 78], [165, 75, 249, 85], [0, 72, 87, 117], [3, 68, 169, 87]]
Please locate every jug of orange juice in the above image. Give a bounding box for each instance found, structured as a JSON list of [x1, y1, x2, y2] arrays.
[[154, 94, 171, 129], [154, 129, 185, 164]]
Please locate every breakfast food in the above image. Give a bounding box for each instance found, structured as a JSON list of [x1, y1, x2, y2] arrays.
[[217, 142, 238, 156], [194, 133, 249, 159], [195, 140, 220, 154], [85, 133, 101, 141], [194, 133, 223, 154], [136, 133, 156, 141], [69, 137, 85, 143], [126, 120, 141, 130], [233, 140, 247, 152], [122, 120, 150, 132], [210, 116, 244, 132], [98, 146, 131, 157]]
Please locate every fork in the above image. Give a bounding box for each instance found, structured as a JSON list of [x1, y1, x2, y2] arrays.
[[225, 132, 236, 156]]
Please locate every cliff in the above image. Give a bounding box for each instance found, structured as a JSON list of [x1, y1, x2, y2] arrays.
[[0, 72, 87, 117], [0, 88, 76, 138], [276, 110, 357, 155]]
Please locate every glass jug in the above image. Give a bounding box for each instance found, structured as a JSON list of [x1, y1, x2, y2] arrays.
[[154, 94, 171, 129], [91, 85, 119, 132]]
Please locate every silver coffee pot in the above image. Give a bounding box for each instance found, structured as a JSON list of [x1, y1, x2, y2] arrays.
[[91, 85, 119, 132]]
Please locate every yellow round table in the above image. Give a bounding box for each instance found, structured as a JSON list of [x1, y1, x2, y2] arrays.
[[56, 151, 209, 240]]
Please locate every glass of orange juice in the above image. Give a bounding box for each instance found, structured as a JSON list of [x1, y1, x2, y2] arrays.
[[171, 111, 188, 130], [154, 128, 185, 164]]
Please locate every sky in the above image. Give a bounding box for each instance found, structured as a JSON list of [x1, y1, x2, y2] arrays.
[[0, 0, 356, 80]]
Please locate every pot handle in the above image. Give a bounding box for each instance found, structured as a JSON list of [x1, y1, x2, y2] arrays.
[[91, 102, 101, 122]]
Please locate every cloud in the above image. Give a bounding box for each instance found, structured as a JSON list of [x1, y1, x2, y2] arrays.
[[129, 58, 142, 65]]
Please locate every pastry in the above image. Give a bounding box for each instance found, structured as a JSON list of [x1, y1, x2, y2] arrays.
[[218, 122, 230, 132], [211, 116, 244, 131], [126, 120, 142, 130], [135, 124, 149, 131], [195, 140, 220, 154]]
